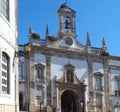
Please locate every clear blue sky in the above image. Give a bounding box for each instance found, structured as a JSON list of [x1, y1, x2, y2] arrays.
[[18, 0, 120, 56]]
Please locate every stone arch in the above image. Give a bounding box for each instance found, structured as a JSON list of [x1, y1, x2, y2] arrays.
[[61, 89, 82, 112]]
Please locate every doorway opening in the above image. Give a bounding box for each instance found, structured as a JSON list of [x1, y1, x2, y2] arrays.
[[61, 90, 79, 112]]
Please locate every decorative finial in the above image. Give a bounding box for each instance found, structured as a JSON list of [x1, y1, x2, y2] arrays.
[[102, 37, 106, 47], [86, 32, 91, 46], [101, 37, 109, 56], [29, 26, 33, 34], [45, 24, 49, 38]]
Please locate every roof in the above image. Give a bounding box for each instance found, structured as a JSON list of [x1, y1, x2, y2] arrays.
[[58, 3, 76, 13]]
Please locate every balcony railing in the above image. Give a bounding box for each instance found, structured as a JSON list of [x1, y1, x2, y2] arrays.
[[94, 85, 104, 91], [115, 90, 120, 96], [91, 47, 103, 55], [35, 78, 45, 84]]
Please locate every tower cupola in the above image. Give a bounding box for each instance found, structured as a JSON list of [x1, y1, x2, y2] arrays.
[[57, 3, 76, 38]]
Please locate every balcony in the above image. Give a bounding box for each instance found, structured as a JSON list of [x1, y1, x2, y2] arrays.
[[115, 90, 120, 96], [35, 78, 45, 83], [94, 85, 104, 91]]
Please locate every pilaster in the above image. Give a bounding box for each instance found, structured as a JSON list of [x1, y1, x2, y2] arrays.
[[87, 59, 94, 111], [29, 53, 36, 112], [46, 55, 52, 112], [103, 58, 112, 112]]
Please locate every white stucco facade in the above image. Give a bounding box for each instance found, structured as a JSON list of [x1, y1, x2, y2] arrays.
[[0, 0, 18, 112]]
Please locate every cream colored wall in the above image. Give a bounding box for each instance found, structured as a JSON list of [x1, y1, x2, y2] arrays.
[[0, 104, 17, 112]]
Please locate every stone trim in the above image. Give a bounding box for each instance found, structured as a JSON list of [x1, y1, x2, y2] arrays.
[[45, 55, 52, 112]]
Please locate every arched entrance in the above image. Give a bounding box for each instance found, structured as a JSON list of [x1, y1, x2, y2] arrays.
[[61, 90, 80, 112]]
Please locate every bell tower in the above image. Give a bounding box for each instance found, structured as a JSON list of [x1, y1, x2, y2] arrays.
[[57, 3, 76, 38]]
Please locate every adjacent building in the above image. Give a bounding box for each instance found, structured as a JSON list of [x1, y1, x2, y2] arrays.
[[0, 0, 19, 112], [19, 3, 120, 112]]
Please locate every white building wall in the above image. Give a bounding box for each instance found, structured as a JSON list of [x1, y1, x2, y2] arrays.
[[34, 54, 46, 66], [51, 56, 88, 81], [92, 62, 104, 74], [0, 0, 18, 111], [0, 0, 17, 46], [0, 38, 16, 105]]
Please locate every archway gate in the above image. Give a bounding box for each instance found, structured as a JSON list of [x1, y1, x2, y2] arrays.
[[55, 81, 86, 112]]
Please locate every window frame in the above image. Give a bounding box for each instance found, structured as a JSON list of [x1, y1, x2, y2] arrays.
[[19, 65, 24, 81], [114, 76, 120, 96], [35, 63, 45, 82], [1, 0, 10, 21], [94, 72, 104, 91], [1, 52, 10, 94], [96, 93, 103, 105]]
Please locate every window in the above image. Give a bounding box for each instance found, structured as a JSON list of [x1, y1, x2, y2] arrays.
[[36, 85, 43, 97], [96, 94, 102, 105], [1, 0, 9, 21], [94, 72, 103, 91], [2, 52, 10, 94], [95, 77, 103, 91], [19, 65, 24, 80], [37, 69, 44, 80], [116, 80, 120, 90], [114, 76, 120, 96], [35, 64, 45, 82]]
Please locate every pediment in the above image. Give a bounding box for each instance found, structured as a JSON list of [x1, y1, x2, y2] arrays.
[[55, 72, 82, 85], [50, 37, 86, 51]]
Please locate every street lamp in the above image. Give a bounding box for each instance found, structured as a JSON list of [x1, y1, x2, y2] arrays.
[[24, 44, 31, 52]]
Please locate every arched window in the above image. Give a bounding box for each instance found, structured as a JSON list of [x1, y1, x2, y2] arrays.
[[1, 0, 9, 21], [2, 52, 10, 94]]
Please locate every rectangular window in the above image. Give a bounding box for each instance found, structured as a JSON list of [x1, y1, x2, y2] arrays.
[[116, 81, 120, 91], [95, 77, 103, 91], [36, 85, 42, 97], [19, 66, 24, 80], [37, 69, 44, 80], [35, 64, 45, 82], [1, 0, 9, 21], [115, 80, 120, 96], [2, 52, 10, 94], [96, 94, 102, 105]]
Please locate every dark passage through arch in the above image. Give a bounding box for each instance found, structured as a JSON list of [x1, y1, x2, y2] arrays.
[[61, 90, 78, 112]]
